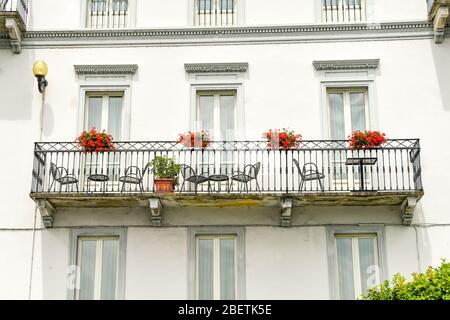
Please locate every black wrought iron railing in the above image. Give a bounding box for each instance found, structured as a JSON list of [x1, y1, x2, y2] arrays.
[[31, 139, 423, 195], [195, 0, 236, 26], [0, 0, 28, 25], [87, 0, 128, 29], [322, 0, 365, 23]]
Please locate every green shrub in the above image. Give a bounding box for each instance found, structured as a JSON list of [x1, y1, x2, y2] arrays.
[[361, 260, 450, 300]]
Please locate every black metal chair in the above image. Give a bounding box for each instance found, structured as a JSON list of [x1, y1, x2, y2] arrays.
[[179, 164, 211, 194], [293, 158, 325, 192], [230, 162, 261, 193], [119, 162, 151, 193], [49, 162, 79, 192]]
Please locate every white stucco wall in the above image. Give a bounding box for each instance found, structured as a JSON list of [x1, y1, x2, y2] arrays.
[[9, 222, 430, 299], [0, 0, 448, 300], [27, 0, 429, 30]]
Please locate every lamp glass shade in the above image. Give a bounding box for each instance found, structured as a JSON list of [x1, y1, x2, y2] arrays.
[[33, 60, 48, 77]]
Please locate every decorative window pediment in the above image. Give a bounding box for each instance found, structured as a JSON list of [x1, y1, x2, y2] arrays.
[[313, 59, 379, 71], [184, 62, 248, 74], [74, 64, 138, 75]]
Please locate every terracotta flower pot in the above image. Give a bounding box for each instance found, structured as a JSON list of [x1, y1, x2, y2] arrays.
[[154, 178, 173, 192]]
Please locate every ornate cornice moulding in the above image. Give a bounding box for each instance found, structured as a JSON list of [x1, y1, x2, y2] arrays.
[[185, 63, 248, 73], [74, 64, 138, 75], [0, 21, 441, 49], [23, 21, 432, 39], [313, 59, 380, 71]]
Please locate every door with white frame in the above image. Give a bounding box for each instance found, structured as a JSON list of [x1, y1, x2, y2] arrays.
[[82, 92, 124, 191], [327, 88, 370, 190], [195, 90, 237, 179]]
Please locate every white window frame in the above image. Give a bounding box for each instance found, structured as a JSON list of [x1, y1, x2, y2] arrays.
[[84, 91, 125, 138], [319, 79, 378, 141], [196, 90, 237, 141], [77, 84, 132, 141], [334, 233, 380, 299], [68, 228, 127, 300], [325, 87, 372, 189], [188, 227, 245, 300], [326, 225, 387, 300], [189, 0, 245, 26], [75, 236, 120, 300], [189, 83, 245, 141], [320, 0, 366, 23], [79, 89, 129, 189], [81, 0, 137, 29], [326, 87, 370, 139], [195, 234, 238, 300]]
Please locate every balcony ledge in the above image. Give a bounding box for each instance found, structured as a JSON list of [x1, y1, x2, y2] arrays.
[[30, 190, 423, 228], [0, 11, 26, 53]]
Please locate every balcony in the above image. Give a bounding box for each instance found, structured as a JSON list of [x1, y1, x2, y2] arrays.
[[0, 0, 28, 53], [30, 139, 423, 227], [428, 0, 450, 43]]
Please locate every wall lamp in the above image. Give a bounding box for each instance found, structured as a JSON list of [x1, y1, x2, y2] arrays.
[[33, 60, 48, 93]]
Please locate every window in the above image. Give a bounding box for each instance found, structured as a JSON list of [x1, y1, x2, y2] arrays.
[[195, 0, 237, 26], [196, 91, 236, 174], [327, 88, 369, 140], [85, 92, 124, 140], [327, 88, 369, 187], [188, 227, 245, 300], [75, 237, 120, 300], [334, 234, 380, 299], [87, 0, 128, 29], [197, 90, 236, 141], [69, 228, 126, 300], [83, 92, 124, 185], [196, 235, 237, 299], [321, 0, 366, 23]]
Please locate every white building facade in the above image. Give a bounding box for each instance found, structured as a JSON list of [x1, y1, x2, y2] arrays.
[[0, 0, 449, 300]]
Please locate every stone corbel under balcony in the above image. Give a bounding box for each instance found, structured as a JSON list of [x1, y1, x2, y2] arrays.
[[280, 198, 293, 227], [149, 198, 163, 226], [37, 199, 55, 228], [401, 196, 418, 226], [4, 17, 22, 53], [29, 190, 424, 228], [429, 0, 450, 43]]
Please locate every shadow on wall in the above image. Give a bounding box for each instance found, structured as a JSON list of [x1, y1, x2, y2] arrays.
[[0, 50, 35, 121], [42, 101, 54, 138], [412, 202, 433, 273], [431, 37, 450, 111]]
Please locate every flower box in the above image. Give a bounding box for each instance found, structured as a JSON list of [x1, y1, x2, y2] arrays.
[[348, 130, 387, 150], [263, 129, 302, 150], [76, 128, 115, 153], [177, 131, 211, 149]]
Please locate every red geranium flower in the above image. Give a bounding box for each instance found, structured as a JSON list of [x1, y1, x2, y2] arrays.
[[76, 127, 116, 153], [263, 129, 302, 150], [177, 130, 211, 149], [348, 130, 387, 150]]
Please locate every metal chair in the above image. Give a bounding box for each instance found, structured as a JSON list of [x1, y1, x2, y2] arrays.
[[49, 162, 79, 192], [179, 164, 211, 194], [119, 162, 151, 193], [293, 158, 325, 192], [230, 162, 261, 193]]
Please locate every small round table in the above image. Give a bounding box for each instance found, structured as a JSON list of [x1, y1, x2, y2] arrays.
[[88, 174, 109, 192], [208, 174, 230, 193]]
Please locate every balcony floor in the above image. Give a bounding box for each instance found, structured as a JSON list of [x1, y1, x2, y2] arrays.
[[30, 190, 424, 209], [0, 12, 25, 32]]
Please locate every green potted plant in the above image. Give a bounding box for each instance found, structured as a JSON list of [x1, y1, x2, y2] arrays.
[[150, 156, 181, 192]]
